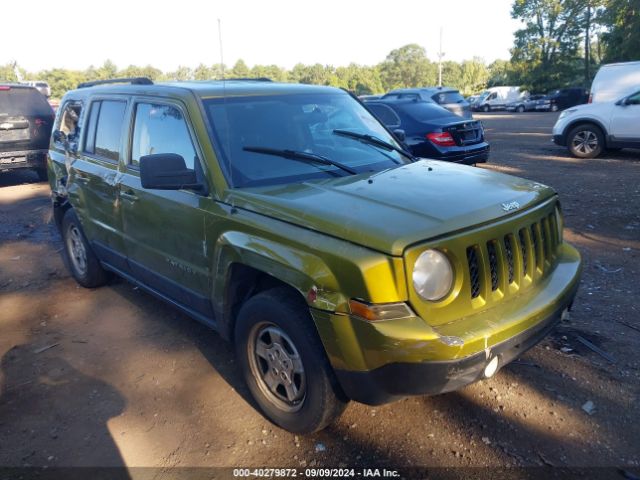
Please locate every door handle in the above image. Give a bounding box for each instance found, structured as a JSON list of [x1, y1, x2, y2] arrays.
[[120, 189, 139, 203]]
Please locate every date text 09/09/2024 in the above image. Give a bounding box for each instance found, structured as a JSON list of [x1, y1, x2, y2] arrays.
[[233, 468, 401, 478]]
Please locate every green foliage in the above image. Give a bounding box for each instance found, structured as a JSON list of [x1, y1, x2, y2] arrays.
[[599, 0, 640, 63], [379, 44, 437, 89], [510, 0, 588, 92]]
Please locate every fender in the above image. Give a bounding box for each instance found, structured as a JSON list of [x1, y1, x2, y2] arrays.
[[210, 227, 408, 339]]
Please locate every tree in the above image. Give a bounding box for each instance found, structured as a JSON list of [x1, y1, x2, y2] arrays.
[[378, 44, 437, 90], [460, 58, 490, 95], [231, 59, 250, 78], [335, 64, 384, 95], [510, 0, 588, 91], [599, 0, 640, 63]]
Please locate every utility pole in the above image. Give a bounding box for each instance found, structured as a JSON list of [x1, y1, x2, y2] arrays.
[[12, 61, 23, 83], [584, 2, 592, 85], [437, 27, 444, 87]]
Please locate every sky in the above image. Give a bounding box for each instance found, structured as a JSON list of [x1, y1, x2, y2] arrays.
[[3, 0, 522, 72]]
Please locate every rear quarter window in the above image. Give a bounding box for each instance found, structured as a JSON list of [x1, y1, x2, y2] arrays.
[[0, 87, 52, 116]]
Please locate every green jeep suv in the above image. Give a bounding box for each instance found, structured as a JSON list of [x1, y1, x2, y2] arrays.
[[48, 78, 582, 433]]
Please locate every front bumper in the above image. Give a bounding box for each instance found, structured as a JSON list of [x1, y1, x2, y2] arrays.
[[552, 134, 566, 146], [313, 243, 582, 405], [0, 149, 48, 170]]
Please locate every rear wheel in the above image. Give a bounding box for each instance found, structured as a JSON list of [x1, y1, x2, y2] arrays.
[[235, 287, 348, 433], [516, 105, 525, 113], [482, 105, 490, 113], [551, 104, 559, 112], [61, 209, 109, 288], [567, 124, 604, 159]]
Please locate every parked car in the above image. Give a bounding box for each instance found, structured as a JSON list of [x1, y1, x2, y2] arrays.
[[473, 86, 523, 112], [552, 89, 640, 158], [536, 88, 588, 112], [589, 61, 640, 104], [21, 80, 51, 98], [1, 84, 55, 180], [381, 87, 472, 119], [506, 94, 545, 113], [365, 98, 489, 164], [49, 77, 582, 433]]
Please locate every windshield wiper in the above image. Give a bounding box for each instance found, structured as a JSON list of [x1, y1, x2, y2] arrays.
[[243, 146, 357, 175], [333, 129, 415, 161]]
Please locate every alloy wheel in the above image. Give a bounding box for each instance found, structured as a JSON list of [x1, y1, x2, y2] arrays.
[[572, 130, 599, 155]]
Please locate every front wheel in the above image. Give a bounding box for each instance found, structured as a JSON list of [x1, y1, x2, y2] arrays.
[[551, 104, 559, 112], [482, 105, 490, 112], [235, 288, 348, 433], [516, 105, 525, 113], [567, 124, 604, 159]]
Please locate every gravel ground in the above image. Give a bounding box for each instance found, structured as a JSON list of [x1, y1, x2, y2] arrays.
[[0, 112, 639, 477]]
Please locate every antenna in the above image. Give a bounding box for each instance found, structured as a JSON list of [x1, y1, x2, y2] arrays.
[[437, 28, 444, 87], [218, 18, 225, 80], [12, 61, 23, 83]]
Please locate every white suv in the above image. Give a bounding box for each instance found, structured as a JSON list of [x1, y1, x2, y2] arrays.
[[552, 90, 640, 158]]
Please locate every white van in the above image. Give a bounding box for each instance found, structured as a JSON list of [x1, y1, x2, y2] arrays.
[[590, 61, 640, 103], [473, 86, 523, 112]]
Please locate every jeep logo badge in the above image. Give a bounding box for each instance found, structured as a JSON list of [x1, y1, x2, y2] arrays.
[[501, 201, 520, 212]]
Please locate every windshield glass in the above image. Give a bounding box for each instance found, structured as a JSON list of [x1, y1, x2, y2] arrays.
[[204, 92, 409, 188]]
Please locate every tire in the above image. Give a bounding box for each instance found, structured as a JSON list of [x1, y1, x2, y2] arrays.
[[61, 209, 109, 288], [482, 105, 490, 113], [516, 105, 525, 113], [551, 104, 559, 112], [235, 287, 348, 433], [35, 168, 48, 182], [567, 124, 604, 159]]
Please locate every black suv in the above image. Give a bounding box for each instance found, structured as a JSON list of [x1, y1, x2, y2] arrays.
[[1, 84, 54, 179], [365, 98, 489, 164], [536, 88, 588, 112]]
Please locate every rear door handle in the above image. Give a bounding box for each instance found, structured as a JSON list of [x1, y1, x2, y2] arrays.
[[120, 189, 138, 203]]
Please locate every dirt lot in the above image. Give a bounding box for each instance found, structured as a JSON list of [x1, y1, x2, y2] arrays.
[[1, 112, 639, 476]]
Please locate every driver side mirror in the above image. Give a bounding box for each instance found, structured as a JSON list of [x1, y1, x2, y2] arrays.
[[140, 153, 203, 191]]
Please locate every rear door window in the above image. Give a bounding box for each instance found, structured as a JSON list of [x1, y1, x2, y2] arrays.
[[366, 104, 401, 128], [130, 103, 197, 169], [87, 100, 127, 162]]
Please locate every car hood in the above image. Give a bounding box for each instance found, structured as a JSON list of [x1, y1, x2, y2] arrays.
[[226, 160, 556, 256]]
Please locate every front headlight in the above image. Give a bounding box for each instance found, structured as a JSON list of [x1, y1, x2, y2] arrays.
[[558, 108, 577, 120], [412, 249, 454, 301]]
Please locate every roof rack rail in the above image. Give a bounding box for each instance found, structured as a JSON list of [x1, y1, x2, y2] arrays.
[[218, 77, 272, 82], [77, 77, 153, 89]]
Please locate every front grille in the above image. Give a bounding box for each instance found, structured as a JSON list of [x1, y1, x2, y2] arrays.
[[487, 241, 499, 291], [467, 246, 481, 299], [465, 210, 561, 299], [504, 235, 515, 283]]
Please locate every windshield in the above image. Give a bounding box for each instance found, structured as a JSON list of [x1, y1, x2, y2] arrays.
[[204, 92, 409, 188]]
